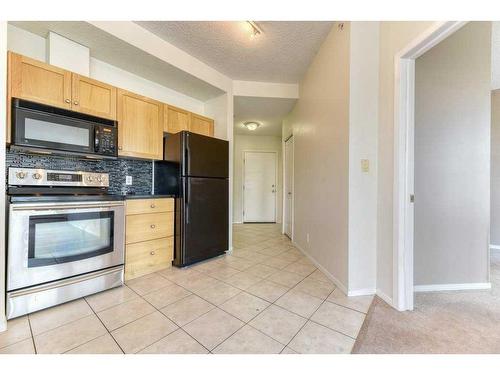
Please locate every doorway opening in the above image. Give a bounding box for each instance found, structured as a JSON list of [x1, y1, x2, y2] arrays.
[[243, 151, 278, 223], [393, 21, 468, 311], [395, 20, 499, 316], [283, 135, 294, 239]]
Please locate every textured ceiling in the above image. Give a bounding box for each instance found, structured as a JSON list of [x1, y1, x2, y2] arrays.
[[135, 21, 334, 83], [10, 21, 224, 101], [234, 96, 296, 136]]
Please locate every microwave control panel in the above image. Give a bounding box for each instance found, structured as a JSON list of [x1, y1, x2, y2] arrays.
[[95, 126, 117, 156]]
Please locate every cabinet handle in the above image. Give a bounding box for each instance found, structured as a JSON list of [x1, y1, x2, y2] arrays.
[[73, 100, 79, 105], [118, 146, 122, 150], [150, 204, 156, 208], [65, 99, 71, 103], [150, 224, 156, 229], [150, 251, 155, 255]]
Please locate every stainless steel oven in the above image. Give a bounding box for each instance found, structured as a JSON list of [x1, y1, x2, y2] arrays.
[[6, 168, 125, 319]]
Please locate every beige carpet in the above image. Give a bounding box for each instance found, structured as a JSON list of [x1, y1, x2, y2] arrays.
[[353, 252, 500, 353]]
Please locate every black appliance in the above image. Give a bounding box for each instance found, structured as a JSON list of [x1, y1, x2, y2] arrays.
[[153, 160, 180, 197], [160, 131, 229, 267], [11, 99, 118, 158]]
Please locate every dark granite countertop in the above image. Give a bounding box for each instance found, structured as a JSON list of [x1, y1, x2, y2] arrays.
[[8, 194, 176, 203], [120, 194, 176, 200]]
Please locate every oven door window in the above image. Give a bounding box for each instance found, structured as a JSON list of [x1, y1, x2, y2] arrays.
[[28, 211, 114, 267]]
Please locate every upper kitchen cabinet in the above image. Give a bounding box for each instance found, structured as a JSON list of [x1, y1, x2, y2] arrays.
[[164, 105, 190, 134], [190, 113, 214, 137], [7, 52, 119, 143], [117, 89, 164, 160], [8, 52, 72, 110], [71, 74, 117, 120]]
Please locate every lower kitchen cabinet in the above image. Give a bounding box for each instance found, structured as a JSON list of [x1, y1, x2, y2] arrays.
[[125, 211, 173, 244], [125, 237, 173, 281], [124, 198, 174, 281]]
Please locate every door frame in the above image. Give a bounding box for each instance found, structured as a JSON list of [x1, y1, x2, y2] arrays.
[[242, 150, 279, 223], [282, 135, 294, 240], [393, 21, 467, 311]]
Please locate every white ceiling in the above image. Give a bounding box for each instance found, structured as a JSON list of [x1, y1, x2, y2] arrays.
[[9, 21, 224, 101], [135, 21, 334, 83], [234, 96, 296, 136]]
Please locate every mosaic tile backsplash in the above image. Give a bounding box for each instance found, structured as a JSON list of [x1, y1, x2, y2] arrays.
[[6, 149, 153, 195]]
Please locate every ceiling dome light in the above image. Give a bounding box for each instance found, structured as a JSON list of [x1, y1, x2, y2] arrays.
[[244, 121, 261, 131], [246, 21, 262, 38]]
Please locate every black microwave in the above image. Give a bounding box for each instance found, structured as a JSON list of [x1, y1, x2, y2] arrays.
[[11, 99, 118, 158]]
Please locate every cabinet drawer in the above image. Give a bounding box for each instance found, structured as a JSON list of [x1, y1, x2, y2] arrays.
[[126, 198, 174, 215], [125, 237, 173, 280], [126, 212, 173, 244]]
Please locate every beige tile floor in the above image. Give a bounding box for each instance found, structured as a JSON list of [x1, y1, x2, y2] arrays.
[[0, 224, 373, 354]]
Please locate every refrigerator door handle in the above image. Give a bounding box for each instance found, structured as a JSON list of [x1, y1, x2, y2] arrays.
[[185, 181, 189, 223], [184, 141, 189, 176]]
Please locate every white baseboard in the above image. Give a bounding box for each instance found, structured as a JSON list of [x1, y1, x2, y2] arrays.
[[232, 221, 243, 224], [376, 289, 394, 306], [414, 283, 491, 292], [0, 315, 6, 332], [292, 241, 349, 295], [348, 288, 376, 297]]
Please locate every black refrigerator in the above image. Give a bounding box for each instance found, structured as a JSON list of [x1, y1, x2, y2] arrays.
[[161, 131, 229, 267]]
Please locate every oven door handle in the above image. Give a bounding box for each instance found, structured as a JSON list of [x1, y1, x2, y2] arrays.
[[11, 201, 124, 211]]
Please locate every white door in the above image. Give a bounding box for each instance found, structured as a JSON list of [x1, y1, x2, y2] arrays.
[[243, 151, 277, 222], [284, 137, 293, 238]]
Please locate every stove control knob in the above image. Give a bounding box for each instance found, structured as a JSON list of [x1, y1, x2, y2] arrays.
[[16, 171, 27, 179], [97, 176, 102, 182], [87, 176, 94, 182], [33, 173, 42, 180]]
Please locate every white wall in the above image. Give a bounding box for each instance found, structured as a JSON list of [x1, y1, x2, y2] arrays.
[[491, 90, 500, 247], [0, 21, 7, 332], [414, 22, 491, 286], [7, 24, 45, 61], [283, 22, 350, 291], [233, 134, 283, 224], [48, 32, 90, 76], [376, 21, 435, 303], [90, 58, 204, 113], [283, 22, 380, 295], [491, 22, 500, 90], [348, 22, 380, 294]]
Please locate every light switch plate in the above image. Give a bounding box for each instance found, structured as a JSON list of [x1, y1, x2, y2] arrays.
[[361, 159, 370, 173], [125, 176, 133, 185]]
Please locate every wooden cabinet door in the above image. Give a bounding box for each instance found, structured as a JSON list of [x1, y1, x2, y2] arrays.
[[164, 105, 190, 134], [117, 90, 163, 160], [125, 237, 173, 281], [189, 113, 214, 137], [8, 52, 72, 110], [72, 74, 117, 119]]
